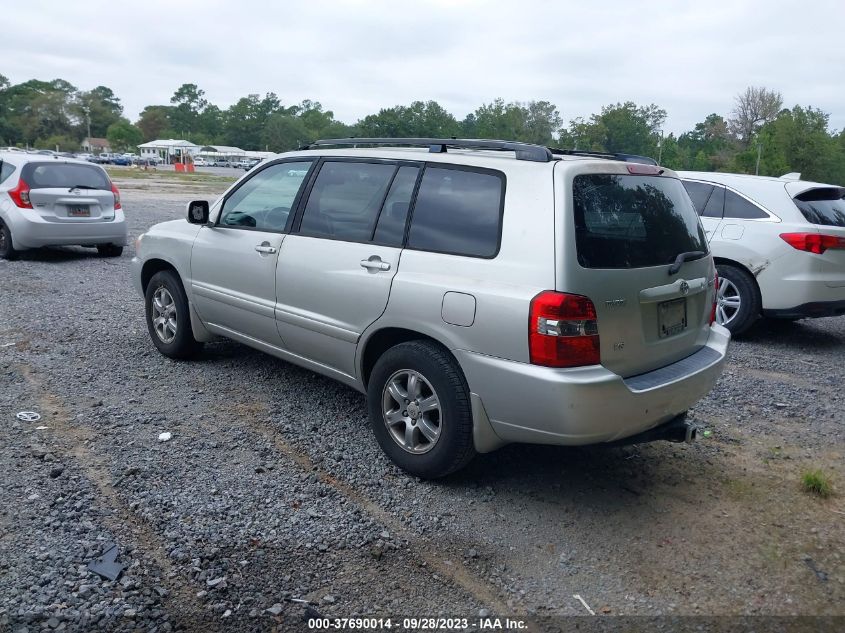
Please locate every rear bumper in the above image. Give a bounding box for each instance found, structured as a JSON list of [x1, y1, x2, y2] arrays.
[[8, 210, 127, 249], [457, 324, 730, 446], [763, 299, 845, 319]]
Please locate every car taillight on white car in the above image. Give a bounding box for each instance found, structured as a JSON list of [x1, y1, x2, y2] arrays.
[[529, 291, 600, 367], [780, 232, 845, 254], [8, 178, 32, 209], [111, 183, 122, 210]]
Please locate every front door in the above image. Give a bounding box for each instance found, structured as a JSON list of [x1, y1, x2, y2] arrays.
[[275, 161, 419, 376], [190, 160, 314, 345]]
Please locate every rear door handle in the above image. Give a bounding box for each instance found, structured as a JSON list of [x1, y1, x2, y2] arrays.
[[360, 256, 391, 272], [255, 242, 277, 254]]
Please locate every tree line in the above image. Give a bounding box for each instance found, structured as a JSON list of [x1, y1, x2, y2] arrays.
[[1, 75, 843, 184]]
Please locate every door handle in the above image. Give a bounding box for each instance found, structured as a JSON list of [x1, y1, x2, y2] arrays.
[[255, 242, 277, 254], [360, 256, 391, 272]]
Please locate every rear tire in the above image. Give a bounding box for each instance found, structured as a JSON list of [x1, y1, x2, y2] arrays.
[[368, 340, 475, 478], [716, 264, 760, 336], [0, 220, 18, 260], [145, 270, 202, 359], [97, 244, 123, 257]]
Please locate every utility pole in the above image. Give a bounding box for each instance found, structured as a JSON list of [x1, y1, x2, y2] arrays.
[[657, 129, 664, 165], [755, 143, 763, 175]]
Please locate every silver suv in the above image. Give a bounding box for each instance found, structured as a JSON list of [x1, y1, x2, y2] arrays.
[[131, 138, 729, 478]]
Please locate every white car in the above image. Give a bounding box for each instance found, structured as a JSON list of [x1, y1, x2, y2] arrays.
[[680, 171, 845, 334], [0, 151, 127, 259], [193, 157, 210, 167]]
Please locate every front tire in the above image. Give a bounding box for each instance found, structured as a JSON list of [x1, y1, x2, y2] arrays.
[[97, 244, 124, 257], [144, 270, 202, 359], [0, 220, 18, 260], [368, 340, 475, 478], [716, 264, 761, 335]]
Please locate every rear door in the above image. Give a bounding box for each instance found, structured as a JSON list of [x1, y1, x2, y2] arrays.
[[22, 162, 115, 221], [558, 166, 716, 378], [274, 160, 417, 376]]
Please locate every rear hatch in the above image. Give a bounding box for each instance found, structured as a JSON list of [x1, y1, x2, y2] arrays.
[[786, 183, 845, 287], [21, 161, 116, 222], [558, 165, 715, 378]]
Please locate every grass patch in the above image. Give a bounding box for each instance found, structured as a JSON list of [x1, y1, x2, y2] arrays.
[[105, 168, 237, 184], [801, 469, 833, 498]]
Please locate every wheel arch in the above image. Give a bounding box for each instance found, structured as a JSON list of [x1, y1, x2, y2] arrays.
[[359, 327, 456, 390], [141, 258, 181, 294], [713, 257, 763, 306]]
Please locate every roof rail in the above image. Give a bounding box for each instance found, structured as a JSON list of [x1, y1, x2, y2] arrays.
[[304, 138, 554, 163], [549, 148, 658, 165]]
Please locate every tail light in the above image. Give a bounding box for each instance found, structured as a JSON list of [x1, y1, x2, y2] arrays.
[[529, 291, 600, 368], [710, 273, 719, 325], [111, 183, 122, 210], [9, 178, 32, 209], [780, 232, 845, 254]]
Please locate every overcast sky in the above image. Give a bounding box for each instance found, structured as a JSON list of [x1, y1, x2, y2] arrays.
[[4, 0, 844, 135]]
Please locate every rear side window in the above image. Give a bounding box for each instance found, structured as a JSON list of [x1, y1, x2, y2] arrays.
[[793, 188, 845, 227], [723, 190, 768, 219], [0, 162, 15, 184], [300, 161, 395, 242], [702, 185, 725, 218], [407, 167, 504, 258], [573, 174, 708, 269], [682, 181, 714, 215], [21, 162, 110, 190], [373, 166, 419, 246]]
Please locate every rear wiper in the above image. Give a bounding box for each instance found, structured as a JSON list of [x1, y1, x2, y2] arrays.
[[68, 185, 98, 191], [668, 251, 706, 276]]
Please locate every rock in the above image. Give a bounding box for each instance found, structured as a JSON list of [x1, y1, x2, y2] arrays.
[[478, 608, 490, 618], [468, 548, 478, 558], [31, 447, 48, 459], [306, 508, 320, 518], [124, 609, 137, 618], [206, 577, 227, 589], [322, 595, 336, 604], [46, 618, 60, 629], [158, 432, 172, 442], [49, 466, 64, 479], [265, 603, 283, 616]]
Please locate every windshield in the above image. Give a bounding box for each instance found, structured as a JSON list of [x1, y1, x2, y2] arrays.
[[793, 188, 845, 227], [21, 162, 110, 190], [573, 174, 708, 269]]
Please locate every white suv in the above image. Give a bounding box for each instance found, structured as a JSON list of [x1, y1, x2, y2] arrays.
[[680, 171, 845, 334], [132, 138, 729, 478]]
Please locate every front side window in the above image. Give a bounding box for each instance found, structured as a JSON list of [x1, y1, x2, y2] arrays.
[[299, 161, 396, 241], [573, 174, 708, 269], [219, 161, 312, 231], [723, 189, 769, 219], [407, 167, 504, 258]]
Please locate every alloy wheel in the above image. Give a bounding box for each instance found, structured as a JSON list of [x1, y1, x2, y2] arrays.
[[716, 277, 741, 326], [381, 369, 442, 454], [151, 286, 177, 343]]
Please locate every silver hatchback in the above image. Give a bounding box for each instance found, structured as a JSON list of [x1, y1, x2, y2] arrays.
[[0, 152, 127, 259], [132, 138, 729, 478]]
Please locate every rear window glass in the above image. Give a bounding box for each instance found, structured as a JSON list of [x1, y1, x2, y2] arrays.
[[21, 162, 110, 190], [724, 190, 768, 219], [573, 174, 708, 269], [407, 167, 504, 258], [793, 188, 845, 227]]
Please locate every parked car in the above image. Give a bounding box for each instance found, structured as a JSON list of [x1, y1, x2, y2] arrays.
[[132, 138, 728, 478], [0, 152, 127, 259], [193, 157, 210, 167], [680, 171, 845, 334], [111, 155, 131, 166], [213, 159, 232, 168], [243, 159, 262, 171]]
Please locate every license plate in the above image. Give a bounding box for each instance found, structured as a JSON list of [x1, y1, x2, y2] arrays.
[[658, 298, 687, 338], [68, 206, 90, 217]]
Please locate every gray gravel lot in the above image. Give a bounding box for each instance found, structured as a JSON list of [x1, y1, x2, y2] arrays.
[[1, 174, 843, 632]]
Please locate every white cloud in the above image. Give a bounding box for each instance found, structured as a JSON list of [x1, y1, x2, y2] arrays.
[[3, 0, 844, 134]]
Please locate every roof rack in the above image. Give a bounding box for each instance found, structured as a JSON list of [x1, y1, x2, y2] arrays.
[[304, 138, 554, 163], [548, 147, 658, 165]]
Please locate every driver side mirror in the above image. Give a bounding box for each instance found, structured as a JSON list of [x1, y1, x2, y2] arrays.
[[187, 200, 210, 224]]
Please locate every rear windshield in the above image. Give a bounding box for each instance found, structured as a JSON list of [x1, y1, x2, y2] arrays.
[[21, 162, 110, 190], [793, 188, 845, 227], [573, 174, 708, 269]]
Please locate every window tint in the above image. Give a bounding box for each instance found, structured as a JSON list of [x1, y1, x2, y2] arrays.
[[299, 161, 395, 241], [702, 185, 725, 218], [220, 161, 311, 231], [407, 167, 504, 258], [21, 162, 109, 190], [373, 166, 419, 246], [723, 189, 768, 219], [0, 162, 15, 184], [793, 188, 845, 227], [682, 181, 714, 215], [573, 175, 708, 269]]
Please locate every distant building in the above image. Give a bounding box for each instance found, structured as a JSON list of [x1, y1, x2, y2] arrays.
[[138, 139, 199, 164], [82, 137, 111, 153], [196, 145, 246, 163]]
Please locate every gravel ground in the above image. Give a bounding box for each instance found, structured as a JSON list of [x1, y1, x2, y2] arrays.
[[1, 176, 843, 632]]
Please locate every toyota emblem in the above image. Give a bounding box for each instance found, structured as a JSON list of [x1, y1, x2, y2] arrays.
[[680, 280, 690, 296]]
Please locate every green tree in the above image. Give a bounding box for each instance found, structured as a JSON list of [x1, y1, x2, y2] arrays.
[[107, 118, 143, 152], [676, 113, 735, 170], [169, 83, 207, 135], [73, 86, 123, 138], [261, 114, 310, 152], [559, 102, 665, 157], [729, 86, 783, 148], [223, 93, 290, 148], [136, 105, 172, 141], [357, 100, 461, 138], [3, 79, 78, 145]]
